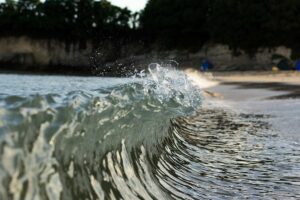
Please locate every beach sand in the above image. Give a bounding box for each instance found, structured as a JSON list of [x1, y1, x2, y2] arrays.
[[205, 71, 300, 142], [186, 69, 300, 143], [213, 71, 300, 85]]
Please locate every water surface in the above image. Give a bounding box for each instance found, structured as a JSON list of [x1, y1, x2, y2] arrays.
[[0, 70, 299, 199]]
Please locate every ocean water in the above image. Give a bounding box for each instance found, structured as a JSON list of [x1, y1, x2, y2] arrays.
[[0, 66, 299, 200]]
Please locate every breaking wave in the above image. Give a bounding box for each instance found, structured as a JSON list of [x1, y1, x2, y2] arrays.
[[0, 64, 299, 199]]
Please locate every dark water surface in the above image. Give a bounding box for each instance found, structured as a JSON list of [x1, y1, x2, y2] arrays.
[[0, 72, 299, 199]]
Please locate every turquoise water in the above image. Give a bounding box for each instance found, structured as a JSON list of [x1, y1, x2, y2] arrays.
[[0, 68, 299, 199]]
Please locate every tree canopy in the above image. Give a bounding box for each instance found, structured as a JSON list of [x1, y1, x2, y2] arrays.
[[1, 0, 300, 53], [0, 0, 133, 41], [140, 0, 300, 53], [140, 0, 210, 49]]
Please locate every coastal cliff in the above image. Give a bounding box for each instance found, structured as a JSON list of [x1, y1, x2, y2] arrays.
[[0, 36, 293, 75], [0, 37, 93, 73]]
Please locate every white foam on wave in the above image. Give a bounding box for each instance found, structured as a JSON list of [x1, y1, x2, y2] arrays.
[[184, 68, 219, 89]]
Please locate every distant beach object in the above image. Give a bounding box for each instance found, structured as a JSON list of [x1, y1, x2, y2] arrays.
[[277, 58, 292, 70], [272, 66, 279, 72], [295, 59, 300, 71], [200, 59, 214, 71]]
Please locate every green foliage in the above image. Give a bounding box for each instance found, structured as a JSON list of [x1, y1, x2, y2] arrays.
[[140, 0, 209, 50], [0, 0, 133, 41], [140, 0, 300, 53], [206, 0, 300, 53], [1, 0, 300, 54]]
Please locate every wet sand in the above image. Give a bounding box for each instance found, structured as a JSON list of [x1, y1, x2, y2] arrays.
[[213, 71, 300, 85], [207, 72, 300, 142]]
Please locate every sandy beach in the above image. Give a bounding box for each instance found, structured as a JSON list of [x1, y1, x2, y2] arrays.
[[213, 71, 300, 85], [207, 71, 300, 142]]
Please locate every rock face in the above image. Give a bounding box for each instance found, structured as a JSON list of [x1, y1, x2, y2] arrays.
[[156, 44, 292, 70], [0, 36, 293, 73], [0, 36, 93, 68]]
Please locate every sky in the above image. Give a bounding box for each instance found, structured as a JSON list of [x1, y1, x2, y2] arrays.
[[110, 0, 148, 12], [0, 0, 148, 12]]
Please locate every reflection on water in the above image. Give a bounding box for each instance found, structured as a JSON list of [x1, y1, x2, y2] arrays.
[[157, 109, 300, 199]]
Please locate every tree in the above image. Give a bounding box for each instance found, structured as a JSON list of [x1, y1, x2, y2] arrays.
[[207, 0, 300, 53], [140, 0, 209, 50]]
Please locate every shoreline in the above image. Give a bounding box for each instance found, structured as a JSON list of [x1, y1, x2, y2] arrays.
[[213, 71, 300, 85], [206, 73, 300, 142]]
